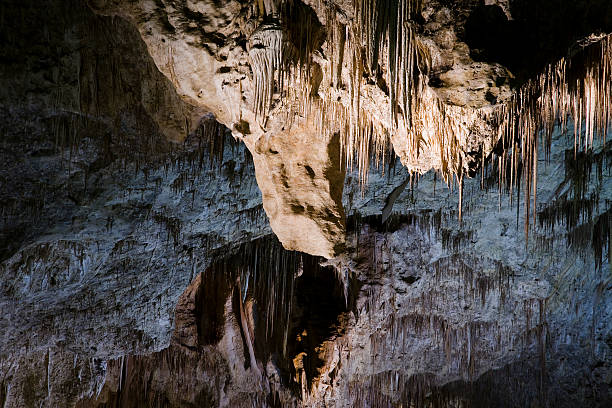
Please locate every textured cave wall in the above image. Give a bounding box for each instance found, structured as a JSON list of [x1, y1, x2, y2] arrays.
[[0, 1, 271, 405], [3, 131, 609, 407], [326, 137, 612, 407]]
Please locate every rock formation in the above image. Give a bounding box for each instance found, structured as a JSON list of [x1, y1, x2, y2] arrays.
[[0, 0, 611, 407]]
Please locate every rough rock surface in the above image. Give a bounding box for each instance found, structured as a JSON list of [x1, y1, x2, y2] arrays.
[[0, 0, 611, 407]]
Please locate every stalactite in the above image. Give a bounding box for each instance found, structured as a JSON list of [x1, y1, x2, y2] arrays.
[[248, 23, 285, 120], [494, 35, 612, 238], [237, 275, 261, 377], [183, 118, 229, 168], [355, 0, 421, 123], [152, 211, 182, 247]]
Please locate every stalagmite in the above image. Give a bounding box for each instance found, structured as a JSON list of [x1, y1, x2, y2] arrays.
[[237, 276, 261, 377]]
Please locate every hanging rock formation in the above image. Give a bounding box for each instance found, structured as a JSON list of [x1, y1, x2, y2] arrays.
[[84, 0, 612, 257]]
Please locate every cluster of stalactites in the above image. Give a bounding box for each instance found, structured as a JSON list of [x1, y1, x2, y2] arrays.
[[333, 0, 475, 188], [292, 2, 411, 186], [248, 23, 286, 120], [356, 0, 422, 124], [329, 1, 423, 185], [492, 34, 612, 240], [338, 29, 612, 228], [343, 4, 611, 200], [245, 1, 423, 184], [247, 2, 610, 220], [248, 0, 322, 124]]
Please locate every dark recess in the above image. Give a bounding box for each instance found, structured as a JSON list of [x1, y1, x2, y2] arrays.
[[464, 0, 612, 84]]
